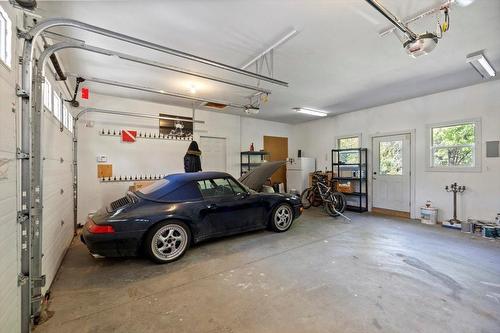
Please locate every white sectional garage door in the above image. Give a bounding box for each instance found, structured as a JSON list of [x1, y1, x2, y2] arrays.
[[42, 113, 75, 293], [0, 3, 20, 330]]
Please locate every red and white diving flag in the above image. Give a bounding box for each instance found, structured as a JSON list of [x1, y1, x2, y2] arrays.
[[121, 129, 137, 142]]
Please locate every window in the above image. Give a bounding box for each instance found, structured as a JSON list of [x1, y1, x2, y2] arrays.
[[338, 136, 360, 149], [336, 134, 361, 164], [43, 79, 53, 111], [227, 178, 246, 195], [379, 140, 403, 175], [0, 5, 12, 68], [68, 114, 74, 133], [53, 93, 61, 121], [62, 105, 68, 128], [197, 178, 240, 198], [427, 119, 481, 172]]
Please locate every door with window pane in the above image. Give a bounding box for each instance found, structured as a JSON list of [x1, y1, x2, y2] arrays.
[[372, 134, 411, 214]]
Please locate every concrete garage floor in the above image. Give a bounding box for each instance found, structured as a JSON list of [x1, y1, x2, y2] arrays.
[[36, 209, 500, 333]]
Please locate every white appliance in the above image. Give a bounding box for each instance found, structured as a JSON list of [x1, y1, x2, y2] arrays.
[[286, 157, 316, 194]]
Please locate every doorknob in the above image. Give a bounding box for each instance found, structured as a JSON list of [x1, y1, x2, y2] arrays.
[[207, 203, 217, 210]]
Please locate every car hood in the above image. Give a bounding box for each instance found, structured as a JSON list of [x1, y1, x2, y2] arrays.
[[238, 161, 286, 191]]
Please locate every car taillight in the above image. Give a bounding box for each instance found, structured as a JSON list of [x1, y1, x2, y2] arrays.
[[87, 219, 115, 234]]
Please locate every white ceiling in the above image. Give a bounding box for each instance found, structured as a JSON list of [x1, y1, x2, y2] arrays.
[[36, 0, 500, 123]]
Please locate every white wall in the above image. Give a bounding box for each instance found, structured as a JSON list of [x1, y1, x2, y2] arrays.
[[291, 80, 500, 221], [240, 117, 293, 152], [76, 94, 291, 225], [0, 3, 21, 332]]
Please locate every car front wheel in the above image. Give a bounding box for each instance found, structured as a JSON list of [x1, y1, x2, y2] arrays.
[[145, 221, 191, 264], [270, 203, 293, 232]]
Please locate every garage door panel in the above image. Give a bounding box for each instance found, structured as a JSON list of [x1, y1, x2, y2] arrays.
[[41, 109, 75, 294]]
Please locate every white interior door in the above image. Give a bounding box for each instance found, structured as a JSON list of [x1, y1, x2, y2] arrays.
[[372, 134, 411, 212], [199, 136, 227, 172]]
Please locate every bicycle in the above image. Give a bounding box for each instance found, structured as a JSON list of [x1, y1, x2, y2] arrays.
[[301, 173, 350, 221]]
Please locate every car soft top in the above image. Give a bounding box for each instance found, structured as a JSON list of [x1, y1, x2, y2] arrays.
[[136, 171, 230, 201]]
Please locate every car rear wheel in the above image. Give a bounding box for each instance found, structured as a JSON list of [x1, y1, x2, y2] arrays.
[[145, 221, 191, 264], [270, 203, 293, 232]]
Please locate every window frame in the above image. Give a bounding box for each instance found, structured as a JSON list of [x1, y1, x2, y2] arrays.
[[43, 79, 53, 111], [68, 114, 74, 133], [53, 92, 62, 121], [335, 133, 362, 150], [334, 133, 362, 164], [425, 118, 481, 172], [0, 5, 12, 69], [62, 105, 69, 128]]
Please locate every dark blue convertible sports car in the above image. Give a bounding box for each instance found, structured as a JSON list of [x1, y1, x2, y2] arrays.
[[81, 162, 302, 263]]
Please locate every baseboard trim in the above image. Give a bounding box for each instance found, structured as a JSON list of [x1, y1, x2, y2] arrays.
[[372, 207, 410, 219]]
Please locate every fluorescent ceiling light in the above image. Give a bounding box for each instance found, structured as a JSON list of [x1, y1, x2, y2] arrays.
[[466, 52, 496, 78], [294, 107, 328, 117], [454, 0, 475, 7]]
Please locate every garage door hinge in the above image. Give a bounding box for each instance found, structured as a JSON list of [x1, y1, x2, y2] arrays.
[[17, 274, 28, 286], [17, 211, 29, 224], [16, 85, 29, 98], [16, 148, 29, 160], [32, 275, 46, 288], [16, 28, 32, 41]]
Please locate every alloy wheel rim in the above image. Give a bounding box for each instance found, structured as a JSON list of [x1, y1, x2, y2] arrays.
[[152, 225, 187, 260], [275, 206, 292, 230]]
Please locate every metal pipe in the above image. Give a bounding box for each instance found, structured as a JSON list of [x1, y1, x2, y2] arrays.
[[67, 73, 253, 110], [81, 44, 272, 94], [364, 0, 418, 41], [75, 107, 205, 123], [241, 29, 298, 70], [25, 18, 289, 87], [38, 41, 272, 97], [40, 35, 73, 97], [41, 35, 67, 80], [40, 34, 272, 94], [379, 0, 453, 37]]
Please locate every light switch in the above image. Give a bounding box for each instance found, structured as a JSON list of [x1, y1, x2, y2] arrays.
[[97, 155, 108, 163]]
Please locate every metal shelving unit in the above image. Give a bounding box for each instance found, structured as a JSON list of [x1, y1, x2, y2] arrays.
[[240, 151, 269, 176], [332, 148, 368, 212]]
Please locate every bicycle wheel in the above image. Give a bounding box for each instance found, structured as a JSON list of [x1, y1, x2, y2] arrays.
[[311, 187, 322, 207], [325, 192, 347, 217], [300, 188, 314, 209]]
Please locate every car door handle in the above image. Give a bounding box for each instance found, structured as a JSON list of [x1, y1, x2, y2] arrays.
[[207, 203, 217, 210]]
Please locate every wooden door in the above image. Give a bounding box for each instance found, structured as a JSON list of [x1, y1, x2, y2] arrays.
[[263, 136, 288, 190]]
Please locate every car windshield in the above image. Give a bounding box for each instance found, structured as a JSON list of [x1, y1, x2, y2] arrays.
[[240, 182, 257, 194]]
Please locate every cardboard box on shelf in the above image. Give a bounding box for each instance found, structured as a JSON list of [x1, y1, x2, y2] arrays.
[[337, 182, 354, 193]]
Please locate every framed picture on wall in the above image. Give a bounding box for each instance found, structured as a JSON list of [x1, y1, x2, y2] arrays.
[[159, 113, 193, 138]]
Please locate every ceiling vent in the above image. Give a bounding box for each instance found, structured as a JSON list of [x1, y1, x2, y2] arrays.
[[203, 102, 228, 109]]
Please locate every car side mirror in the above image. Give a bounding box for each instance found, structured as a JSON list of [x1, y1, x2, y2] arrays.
[[238, 192, 249, 199]]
